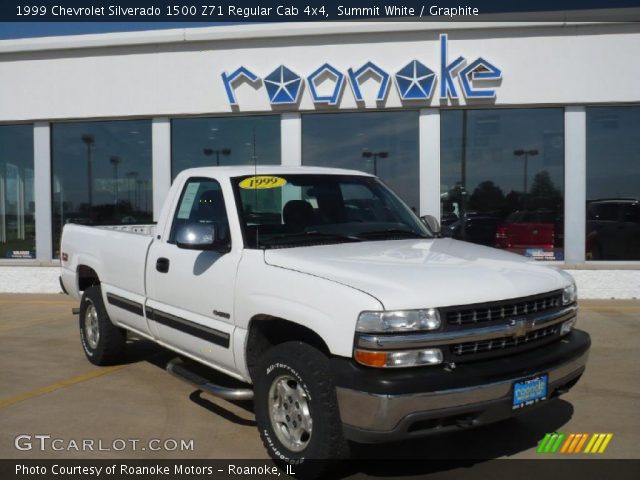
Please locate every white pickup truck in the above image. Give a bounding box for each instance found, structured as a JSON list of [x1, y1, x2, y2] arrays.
[[60, 166, 590, 469]]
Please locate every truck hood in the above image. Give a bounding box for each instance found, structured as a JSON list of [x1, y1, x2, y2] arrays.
[[263, 238, 570, 309]]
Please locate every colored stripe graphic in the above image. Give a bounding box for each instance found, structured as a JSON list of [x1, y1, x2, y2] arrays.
[[544, 433, 558, 453], [591, 434, 607, 453], [598, 434, 613, 453], [568, 433, 583, 453], [538, 433, 566, 453], [560, 433, 575, 453], [575, 433, 589, 453], [539, 433, 613, 454], [584, 434, 599, 453], [550, 433, 565, 453], [537, 433, 553, 453]]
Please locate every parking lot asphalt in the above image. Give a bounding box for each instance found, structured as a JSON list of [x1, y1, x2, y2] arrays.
[[0, 294, 638, 464]]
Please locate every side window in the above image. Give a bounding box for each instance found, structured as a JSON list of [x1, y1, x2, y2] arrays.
[[169, 178, 229, 243]]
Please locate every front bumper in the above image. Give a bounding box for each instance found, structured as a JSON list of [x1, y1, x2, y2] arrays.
[[332, 329, 590, 443]]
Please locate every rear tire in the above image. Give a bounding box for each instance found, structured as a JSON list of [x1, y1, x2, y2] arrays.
[[254, 341, 349, 475], [79, 286, 126, 365]]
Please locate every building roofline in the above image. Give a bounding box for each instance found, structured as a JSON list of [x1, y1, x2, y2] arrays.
[[0, 13, 635, 55]]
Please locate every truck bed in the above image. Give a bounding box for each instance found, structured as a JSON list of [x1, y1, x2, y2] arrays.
[[60, 223, 156, 302]]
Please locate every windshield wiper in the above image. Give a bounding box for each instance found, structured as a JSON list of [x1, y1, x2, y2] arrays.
[[356, 228, 429, 239], [260, 231, 362, 248]]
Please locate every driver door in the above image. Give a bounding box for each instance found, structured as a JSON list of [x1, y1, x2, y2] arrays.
[[145, 177, 240, 373]]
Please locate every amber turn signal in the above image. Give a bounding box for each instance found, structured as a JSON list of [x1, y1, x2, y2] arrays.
[[354, 349, 387, 367]]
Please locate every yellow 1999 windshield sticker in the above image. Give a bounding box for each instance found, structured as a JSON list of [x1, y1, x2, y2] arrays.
[[239, 176, 287, 189]]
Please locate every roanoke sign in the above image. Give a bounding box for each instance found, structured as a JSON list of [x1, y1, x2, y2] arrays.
[[221, 34, 502, 107]]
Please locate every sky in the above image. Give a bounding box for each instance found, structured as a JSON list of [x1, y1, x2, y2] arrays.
[[0, 22, 228, 40]]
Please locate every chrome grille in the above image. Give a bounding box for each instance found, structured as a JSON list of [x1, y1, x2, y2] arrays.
[[451, 325, 559, 356], [445, 291, 563, 326]]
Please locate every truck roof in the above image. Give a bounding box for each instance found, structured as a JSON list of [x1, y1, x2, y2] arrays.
[[174, 165, 374, 181]]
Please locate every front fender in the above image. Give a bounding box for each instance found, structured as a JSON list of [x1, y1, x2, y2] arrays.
[[233, 251, 383, 377]]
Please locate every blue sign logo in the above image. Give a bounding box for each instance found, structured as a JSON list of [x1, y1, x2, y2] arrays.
[[221, 66, 260, 106], [440, 33, 466, 100], [263, 65, 303, 104], [221, 34, 502, 107], [395, 60, 436, 100], [459, 57, 502, 99], [307, 63, 345, 105], [348, 62, 390, 103]]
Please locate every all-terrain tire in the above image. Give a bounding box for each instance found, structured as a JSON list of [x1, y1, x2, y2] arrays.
[[79, 286, 126, 365], [254, 341, 349, 475]]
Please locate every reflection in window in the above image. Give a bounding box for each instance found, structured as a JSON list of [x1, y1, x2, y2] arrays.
[[586, 106, 640, 260], [171, 116, 281, 179], [170, 178, 229, 245], [301, 111, 420, 212], [233, 174, 427, 249], [440, 109, 564, 260], [51, 120, 152, 257], [0, 125, 35, 259]]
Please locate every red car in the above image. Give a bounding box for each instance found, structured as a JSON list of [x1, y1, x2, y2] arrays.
[[495, 210, 563, 260]]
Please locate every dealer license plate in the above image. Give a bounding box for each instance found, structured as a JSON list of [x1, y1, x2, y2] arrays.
[[512, 374, 548, 410]]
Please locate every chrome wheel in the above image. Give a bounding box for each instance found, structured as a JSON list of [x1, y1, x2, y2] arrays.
[[268, 374, 313, 452], [84, 300, 100, 350]]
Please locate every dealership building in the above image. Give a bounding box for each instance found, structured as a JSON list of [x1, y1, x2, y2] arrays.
[[0, 20, 638, 296]]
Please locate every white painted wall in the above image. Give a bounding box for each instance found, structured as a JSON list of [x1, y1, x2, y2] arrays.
[[568, 270, 640, 300], [0, 23, 639, 122], [0, 267, 61, 293]]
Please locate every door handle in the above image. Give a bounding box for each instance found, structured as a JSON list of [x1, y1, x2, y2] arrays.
[[156, 257, 170, 273]]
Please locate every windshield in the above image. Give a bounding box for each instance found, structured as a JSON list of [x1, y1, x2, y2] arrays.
[[232, 174, 431, 249]]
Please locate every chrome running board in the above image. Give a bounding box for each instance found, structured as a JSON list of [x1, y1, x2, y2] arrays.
[[166, 357, 254, 401]]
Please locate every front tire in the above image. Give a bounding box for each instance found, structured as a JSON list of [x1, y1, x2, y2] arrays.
[[254, 342, 349, 473], [79, 286, 126, 365]]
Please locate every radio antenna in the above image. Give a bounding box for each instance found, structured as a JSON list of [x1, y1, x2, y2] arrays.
[[252, 127, 259, 247], [253, 127, 257, 176]]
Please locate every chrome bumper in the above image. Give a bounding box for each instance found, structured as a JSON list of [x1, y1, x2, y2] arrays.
[[336, 349, 588, 435]]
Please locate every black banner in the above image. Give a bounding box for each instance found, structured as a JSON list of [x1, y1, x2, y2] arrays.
[[1, 459, 640, 480], [1, 0, 640, 22]]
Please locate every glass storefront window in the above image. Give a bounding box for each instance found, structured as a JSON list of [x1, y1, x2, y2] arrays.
[[171, 115, 281, 179], [586, 106, 640, 260], [0, 125, 35, 259], [52, 120, 152, 257], [302, 111, 420, 212], [441, 108, 564, 260]]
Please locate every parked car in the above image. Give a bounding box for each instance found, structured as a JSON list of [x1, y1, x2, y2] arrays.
[[495, 210, 563, 260], [586, 199, 640, 260], [60, 166, 589, 472], [441, 214, 502, 247]]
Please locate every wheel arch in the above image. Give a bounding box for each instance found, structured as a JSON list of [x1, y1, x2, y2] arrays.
[[77, 264, 101, 292], [245, 315, 331, 382]]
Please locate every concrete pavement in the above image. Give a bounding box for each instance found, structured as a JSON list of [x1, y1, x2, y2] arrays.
[[0, 294, 638, 463]]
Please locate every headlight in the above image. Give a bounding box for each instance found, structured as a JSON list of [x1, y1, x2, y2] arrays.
[[562, 283, 577, 305], [356, 308, 441, 333], [354, 348, 443, 368], [560, 317, 577, 336]]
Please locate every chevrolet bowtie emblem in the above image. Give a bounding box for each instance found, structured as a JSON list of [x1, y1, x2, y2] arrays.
[[509, 319, 529, 337]]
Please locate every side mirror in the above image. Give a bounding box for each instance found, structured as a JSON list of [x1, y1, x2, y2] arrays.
[[176, 223, 228, 251], [421, 215, 441, 236]]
